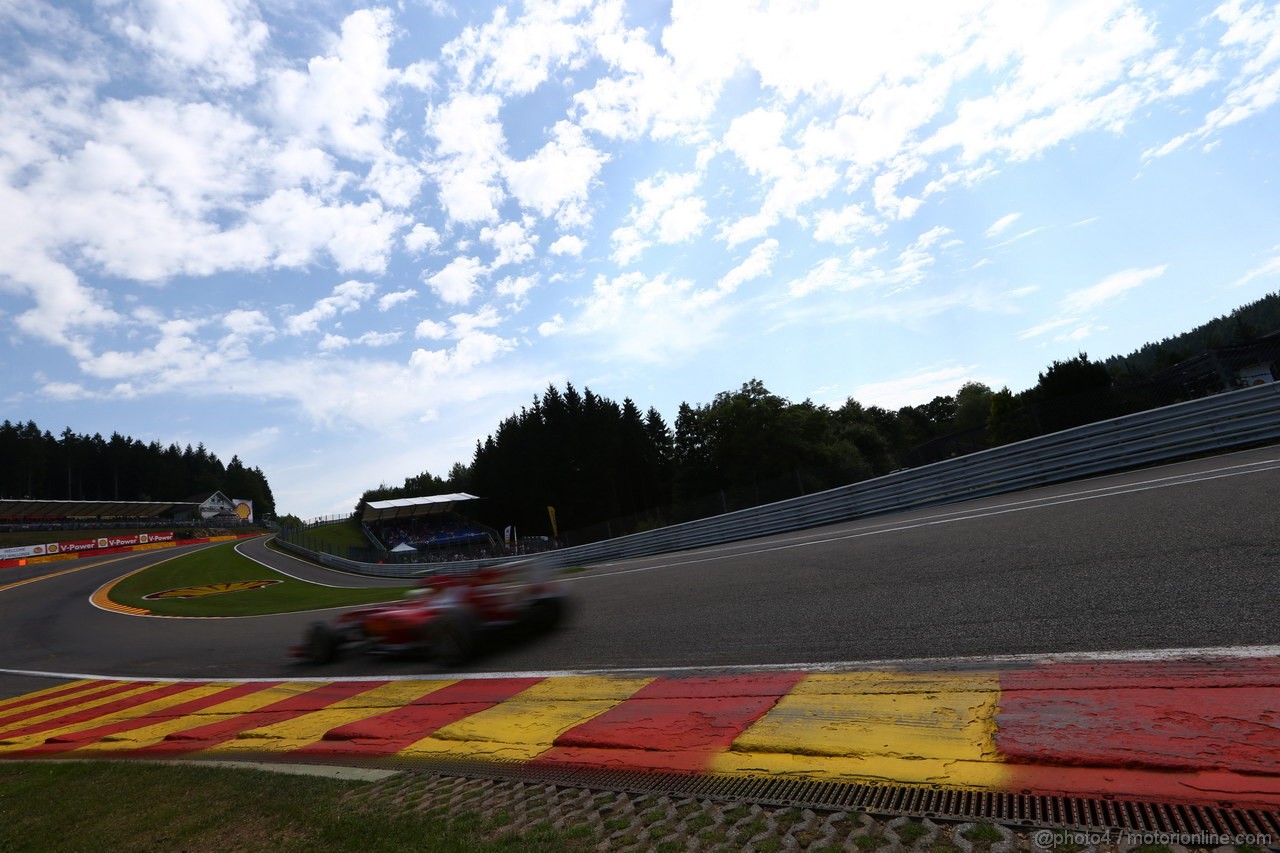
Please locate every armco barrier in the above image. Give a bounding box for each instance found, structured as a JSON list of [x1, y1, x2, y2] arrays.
[[275, 383, 1280, 578]]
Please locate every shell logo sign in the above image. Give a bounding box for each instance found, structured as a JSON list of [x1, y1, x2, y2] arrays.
[[143, 580, 281, 600], [233, 499, 254, 522]]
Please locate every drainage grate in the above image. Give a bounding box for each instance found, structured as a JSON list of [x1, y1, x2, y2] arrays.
[[215, 753, 1280, 836]]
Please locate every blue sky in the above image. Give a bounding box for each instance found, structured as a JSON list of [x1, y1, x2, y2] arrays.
[[2, 0, 1279, 520]]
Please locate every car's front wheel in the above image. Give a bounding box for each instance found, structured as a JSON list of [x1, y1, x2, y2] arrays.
[[304, 621, 341, 665]]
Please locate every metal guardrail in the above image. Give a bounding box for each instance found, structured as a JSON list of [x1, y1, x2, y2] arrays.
[[275, 383, 1280, 578]]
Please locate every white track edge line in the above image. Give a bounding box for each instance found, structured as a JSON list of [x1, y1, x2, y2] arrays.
[[2, 642, 1277, 684]]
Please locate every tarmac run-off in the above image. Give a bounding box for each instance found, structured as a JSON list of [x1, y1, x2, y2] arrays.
[[1, 651, 1276, 810]]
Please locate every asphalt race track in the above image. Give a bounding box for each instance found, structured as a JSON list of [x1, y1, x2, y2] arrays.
[[1, 444, 1277, 691]]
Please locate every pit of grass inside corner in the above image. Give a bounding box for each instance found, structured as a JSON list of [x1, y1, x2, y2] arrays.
[[109, 541, 413, 617]]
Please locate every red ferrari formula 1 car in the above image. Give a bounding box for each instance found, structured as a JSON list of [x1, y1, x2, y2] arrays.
[[294, 561, 568, 666]]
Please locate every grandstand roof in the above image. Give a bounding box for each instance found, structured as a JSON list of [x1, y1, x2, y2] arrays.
[[0, 498, 200, 521], [362, 493, 481, 522]]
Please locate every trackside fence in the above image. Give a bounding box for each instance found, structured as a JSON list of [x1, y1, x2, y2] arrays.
[[274, 383, 1280, 578]]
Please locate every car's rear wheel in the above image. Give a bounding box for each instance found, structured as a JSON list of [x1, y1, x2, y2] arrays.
[[424, 615, 474, 667], [526, 597, 565, 632], [304, 621, 340, 665]]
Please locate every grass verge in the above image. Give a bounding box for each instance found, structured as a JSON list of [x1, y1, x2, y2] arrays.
[[108, 541, 412, 617], [0, 761, 587, 853]]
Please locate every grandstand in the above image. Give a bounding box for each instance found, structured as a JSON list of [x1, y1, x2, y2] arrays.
[[361, 493, 501, 561]]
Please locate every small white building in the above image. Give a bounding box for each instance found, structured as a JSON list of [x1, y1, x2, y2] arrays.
[[183, 491, 238, 521]]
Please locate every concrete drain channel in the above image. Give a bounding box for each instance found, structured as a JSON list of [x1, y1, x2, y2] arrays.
[[250, 754, 1280, 837]]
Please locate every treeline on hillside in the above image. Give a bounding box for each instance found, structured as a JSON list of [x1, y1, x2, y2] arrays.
[[359, 292, 1279, 543], [355, 359, 1133, 541], [1106, 291, 1280, 378], [0, 421, 276, 519]]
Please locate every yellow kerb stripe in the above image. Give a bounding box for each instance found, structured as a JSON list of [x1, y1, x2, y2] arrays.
[[87, 682, 337, 752], [710, 671, 1009, 790], [0, 679, 101, 714], [0, 682, 171, 747], [0, 683, 239, 752], [399, 675, 652, 762], [210, 681, 455, 753]]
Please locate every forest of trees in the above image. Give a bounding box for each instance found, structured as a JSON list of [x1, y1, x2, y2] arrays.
[[0, 421, 276, 520], [359, 291, 1280, 544]]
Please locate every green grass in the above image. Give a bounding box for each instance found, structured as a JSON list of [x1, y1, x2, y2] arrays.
[[109, 540, 412, 616], [962, 822, 1005, 845], [895, 819, 930, 844], [293, 520, 373, 552], [0, 762, 592, 852]]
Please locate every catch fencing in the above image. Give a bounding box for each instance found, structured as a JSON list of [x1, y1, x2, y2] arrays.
[[275, 383, 1280, 578]]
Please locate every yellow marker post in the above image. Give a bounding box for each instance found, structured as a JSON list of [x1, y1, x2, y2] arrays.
[[710, 670, 1009, 790], [400, 676, 652, 762]]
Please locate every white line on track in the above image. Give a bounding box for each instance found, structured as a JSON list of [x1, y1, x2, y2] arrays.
[[566, 458, 1280, 583], [233, 537, 356, 588], [2, 643, 1277, 684]]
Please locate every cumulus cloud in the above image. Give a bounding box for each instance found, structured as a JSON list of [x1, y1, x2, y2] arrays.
[[285, 280, 376, 335], [378, 290, 417, 311], [611, 171, 708, 263], [480, 219, 538, 268], [109, 0, 269, 89], [548, 235, 586, 256], [424, 256, 485, 305], [425, 93, 507, 224], [404, 223, 441, 254], [504, 120, 607, 227]]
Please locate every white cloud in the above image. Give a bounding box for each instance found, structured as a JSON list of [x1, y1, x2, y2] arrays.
[[853, 364, 989, 410], [1146, 1, 1280, 157], [538, 313, 565, 336], [714, 239, 779, 297], [1017, 316, 1077, 340], [269, 8, 398, 162], [496, 274, 537, 307], [548, 235, 585, 256], [1061, 265, 1167, 314], [986, 212, 1022, 237], [813, 204, 880, 244], [415, 319, 449, 340], [356, 330, 401, 347], [404, 223, 441, 254], [441, 1, 593, 96], [611, 171, 708, 263], [318, 333, 350, 351], [573, 270, 738, 363], [425, 92, 506, 224], [424, 256, 485, 305], [378, 290, 417, 311], [78, 316, 205, 380], [1233, 254, 1280, 287], [222, 308, 273, 337], [285, 280, 376, 335], [110, 0, 268, 89], [787, 226, 953, 298], [504, 120, 607, 227], [480, 219, 538, 268], [219, 308, 274, 355]]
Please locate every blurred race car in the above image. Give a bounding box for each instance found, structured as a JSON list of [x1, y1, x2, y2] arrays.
[[293, 561, 568, 666]]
